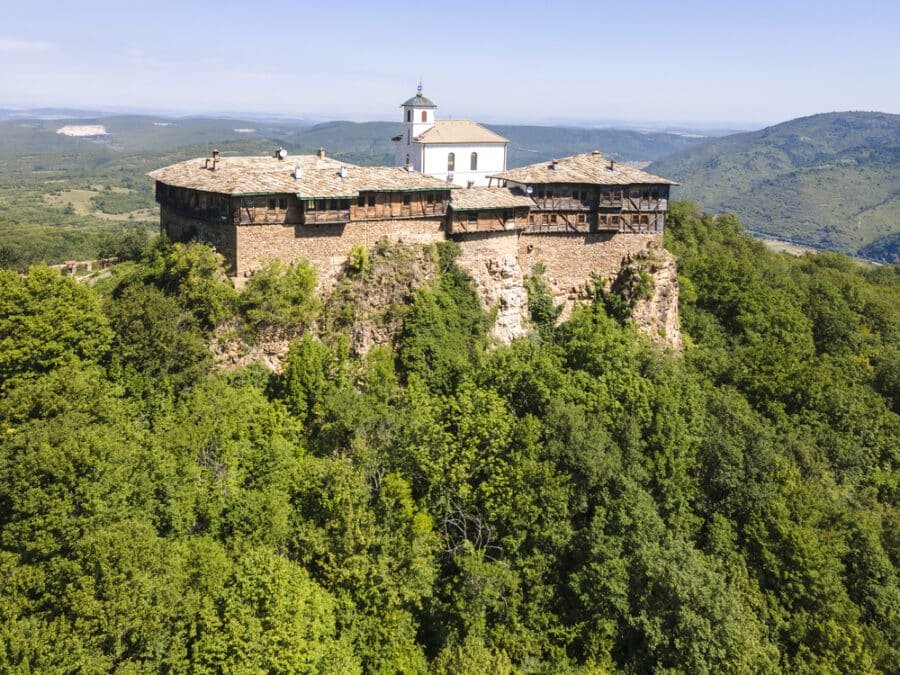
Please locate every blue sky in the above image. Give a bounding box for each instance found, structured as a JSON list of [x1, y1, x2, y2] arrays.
[[1, 0, 898, 127]]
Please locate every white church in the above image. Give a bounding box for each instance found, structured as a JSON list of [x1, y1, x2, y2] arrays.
[[392, 85, 508, 187]]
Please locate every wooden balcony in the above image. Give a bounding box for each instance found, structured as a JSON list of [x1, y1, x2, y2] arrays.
[[304, 208, 350, 224]]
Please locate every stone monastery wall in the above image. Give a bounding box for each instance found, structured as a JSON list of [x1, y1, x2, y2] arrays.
[[234, 217, 446, 290], [162, 206, 237, 272], [163, 206, 665, 325], [518, 231, 660, 319]]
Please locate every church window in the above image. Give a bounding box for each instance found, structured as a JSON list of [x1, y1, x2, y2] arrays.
[[470, 152, 478, 170], [405, 154, 410, 165], [407, 130, 410, 144], [421, 110, 427, 122], [407, 110, 411, 122], [447, 152, 455, 171]]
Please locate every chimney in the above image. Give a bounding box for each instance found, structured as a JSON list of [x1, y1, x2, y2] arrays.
[[293, 165, 302, 180], [609, 160, 616, 171], [550, 159, 558, 170], [212, 148, 220, 159], [591, 150, 600, 155], [317, 147, 326, 159], [339, 166, 348, 179]]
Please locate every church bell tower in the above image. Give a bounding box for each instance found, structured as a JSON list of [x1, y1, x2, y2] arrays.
[[395, 83, 437, 170]]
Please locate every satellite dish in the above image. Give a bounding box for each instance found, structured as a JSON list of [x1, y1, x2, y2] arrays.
[[277, 147, 287, 160]]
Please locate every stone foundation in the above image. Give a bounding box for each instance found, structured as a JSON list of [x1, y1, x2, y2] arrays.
[[164, 210, 678, 348], [236, 217, 445, 291], [518, 231, 660, 321], [161, 206, 237, 274]]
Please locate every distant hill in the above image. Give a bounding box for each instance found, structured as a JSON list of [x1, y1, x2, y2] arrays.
[[0, 115, 711, 167], [647, 112, 900, 262], [493, 125, 707, 167]]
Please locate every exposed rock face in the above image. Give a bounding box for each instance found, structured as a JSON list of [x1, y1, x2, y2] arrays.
[[454, 232, 529, 343], [213, 236, 682, 374], [211, 323, 294, 373], [323, 243, 437, 355], [624, 245, 682, 351]]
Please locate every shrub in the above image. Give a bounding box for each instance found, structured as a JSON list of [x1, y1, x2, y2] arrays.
[[240, 259, 320, 331]]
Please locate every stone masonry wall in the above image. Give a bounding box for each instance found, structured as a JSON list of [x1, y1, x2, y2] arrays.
[[519, 231, 661, 321], [164, 207, 676, 347], [161, 206, 237, 274], [236, 217, 445, 290]]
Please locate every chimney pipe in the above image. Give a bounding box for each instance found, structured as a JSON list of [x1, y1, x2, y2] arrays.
[[212, 148, 220, 159], [609, 160, 616, 171], [550, 159, 558, 170], [317, 147, 326, 159]]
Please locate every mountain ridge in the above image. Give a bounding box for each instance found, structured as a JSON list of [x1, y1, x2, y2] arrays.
[[647, 111, 900, 261]]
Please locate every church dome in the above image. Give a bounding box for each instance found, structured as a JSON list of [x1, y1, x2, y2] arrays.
[[401, 92, 437, 108]]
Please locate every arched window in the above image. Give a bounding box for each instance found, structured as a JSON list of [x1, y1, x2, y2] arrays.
[[405, 154, 410, 165], [406, 110, 411, 122], [470, 152, 478, 170], [447, 152, 455, 171], [421, 110, 427, 122]]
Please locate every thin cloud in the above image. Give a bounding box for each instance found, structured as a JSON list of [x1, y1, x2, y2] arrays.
[[0, 37, 57, 53]]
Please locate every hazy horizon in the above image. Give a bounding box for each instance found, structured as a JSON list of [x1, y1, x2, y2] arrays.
[[0, 101, 774, 134]]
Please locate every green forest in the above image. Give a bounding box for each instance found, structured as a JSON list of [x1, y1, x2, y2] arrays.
[[0, 203, 897, 672]]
